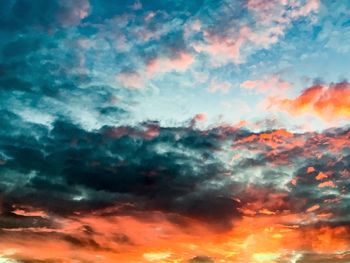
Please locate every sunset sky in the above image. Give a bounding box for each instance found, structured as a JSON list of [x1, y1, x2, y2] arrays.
[[0, 0, 350, 262]]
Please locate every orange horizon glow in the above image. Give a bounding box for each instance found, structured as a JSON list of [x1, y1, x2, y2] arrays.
[[1, 209, 349, 263]]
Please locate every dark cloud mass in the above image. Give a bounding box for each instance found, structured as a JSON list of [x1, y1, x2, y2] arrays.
[[0, 113, 242, 225], [0, 108, 350, 261]]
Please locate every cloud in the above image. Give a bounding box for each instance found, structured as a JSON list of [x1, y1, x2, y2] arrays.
[[189, 0, 320, 65], [146, 52, 194, 76], [318, 180, 336, 188], [279, 82, 350, 121], [1, 111, 349, 225], [56, 0, 90, 27], [207, 80, 232, 93], [0, 0, 90, 32], [241, 75, 290, 93], [0, 118, 349, 261], [190, 113, 207, 127], [0, 115, 244, 231], [192, 26, 250, 64], [115, 71, 145, 89]]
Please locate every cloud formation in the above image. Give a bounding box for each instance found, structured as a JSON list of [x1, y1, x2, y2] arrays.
[[1, 0, 350, 262], [279, 82, 350, 121], [0, 109, 350, 261]]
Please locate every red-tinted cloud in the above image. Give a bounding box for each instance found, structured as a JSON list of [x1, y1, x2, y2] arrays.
[[280, 82, 350, 121], [146, 52, 194, 76], [241, 75, 290, 93]]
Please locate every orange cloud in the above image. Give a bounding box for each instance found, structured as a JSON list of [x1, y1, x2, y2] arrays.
[[12, 207, 48, 218], [116, 52, 194, 89], [318, 180, 336, 188], [307, 167, 316, 173], [315, 172, 328, 181], [1, 195, 350, 263], [280, 82, 350, 121], [233, 129, 301, 164], [1, 211, 349, 263], [306, 204, 320, 213]]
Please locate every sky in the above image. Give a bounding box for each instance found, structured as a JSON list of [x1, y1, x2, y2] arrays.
[[0, 0, 350, 262]]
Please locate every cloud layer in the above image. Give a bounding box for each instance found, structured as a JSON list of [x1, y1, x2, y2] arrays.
[[0, 112, 350, 261]]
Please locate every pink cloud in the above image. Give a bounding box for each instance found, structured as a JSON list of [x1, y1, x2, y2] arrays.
[[241, 75, 290, 93], [290, 0, 320, 18], [116, 52, 195, 89], [116, 72, 145, 89], [193, 113, 207, 122], [248, 0, 320, 24], [192, 0, 320, 65], [190, 113, 207, 127], [193, 27, 251, 64], [146, 52, 194, 76], [12, 206, 49, 218], [246, 0, 319, 48], [208, 81, 232, 93], [191, 20, 202, 31]]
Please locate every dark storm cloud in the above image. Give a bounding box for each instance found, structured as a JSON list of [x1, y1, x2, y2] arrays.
[[1, 102, 350, 230], [0, 213, 54, 229], [0, 113, 243, 228]]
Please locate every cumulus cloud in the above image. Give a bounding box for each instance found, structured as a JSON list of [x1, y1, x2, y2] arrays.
[[279, 82, 350, 121]]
